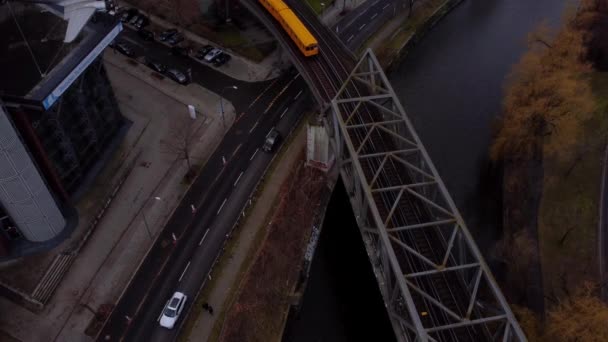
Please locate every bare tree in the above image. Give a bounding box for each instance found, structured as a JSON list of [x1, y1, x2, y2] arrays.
[[160, 115, 198, 173]]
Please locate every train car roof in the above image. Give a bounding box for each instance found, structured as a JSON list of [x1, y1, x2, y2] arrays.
[[266, 0, 289, 11], [278, 9, 317, 46]]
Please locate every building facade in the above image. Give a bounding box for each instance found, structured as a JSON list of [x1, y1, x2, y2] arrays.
[[0, 4, 127, 258]]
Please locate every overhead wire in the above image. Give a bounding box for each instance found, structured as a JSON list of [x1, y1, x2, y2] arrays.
[[7, 0, 44, 77]]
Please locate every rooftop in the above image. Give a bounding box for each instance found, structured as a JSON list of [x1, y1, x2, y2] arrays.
[[0, 2, 120, 108]]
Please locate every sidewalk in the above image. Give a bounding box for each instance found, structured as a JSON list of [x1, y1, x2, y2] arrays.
[[0, 48, 236, 341], [184, 119, 308, 342]]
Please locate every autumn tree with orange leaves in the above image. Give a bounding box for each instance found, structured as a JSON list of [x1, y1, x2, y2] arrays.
[[491, 11, 595, 161]]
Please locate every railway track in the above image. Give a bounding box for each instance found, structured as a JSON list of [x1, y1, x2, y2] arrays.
[[280, 1, 493, 340]]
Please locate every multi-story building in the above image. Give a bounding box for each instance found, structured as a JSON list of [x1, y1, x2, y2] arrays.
[[0, 3, 128, 258]]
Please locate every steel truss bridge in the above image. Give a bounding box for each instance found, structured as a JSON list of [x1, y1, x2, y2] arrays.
[[241, 0, 527, 340]]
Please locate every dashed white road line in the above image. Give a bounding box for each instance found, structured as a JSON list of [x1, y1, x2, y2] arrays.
[[217, 198, 227, 215], [249, 121, 259, 134], [372, 0, 380, 6], [232, 143, 242, 157], [294, 90, 303, 100], [250, 148, 259, 161], [371, 13, 378, 20], [199, 228, 210, 246], [178, 261, 191, 282], [234, 171, 244, 187], [382, 3, 390, 9], [359, 23, 366, 31], [280, 107, 289, 119], [347, 35, 354, 43], [266, 126, 275, 137]]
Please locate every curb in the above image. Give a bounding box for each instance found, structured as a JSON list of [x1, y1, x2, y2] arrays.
[[599, 144, 608, 302]]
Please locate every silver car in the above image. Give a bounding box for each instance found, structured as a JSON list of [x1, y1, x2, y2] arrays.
[[165, 68, 188, 85], [204, 48, 222, 62], [159, 291, 187, 329]]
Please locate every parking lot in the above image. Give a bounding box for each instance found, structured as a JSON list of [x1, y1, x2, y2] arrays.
[[111, 6, 283, 86]]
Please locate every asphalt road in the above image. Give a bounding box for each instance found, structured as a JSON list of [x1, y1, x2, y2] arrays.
[[96, 59, 306, 340], [334, 0, 402, 50], [97, 0, 399, 340]]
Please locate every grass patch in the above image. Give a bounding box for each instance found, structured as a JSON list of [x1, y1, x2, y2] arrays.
[[371, 0, 445, 64], [537, 71, 608, 300], [305, 0, 335, 15], [188, 23, 275, 63], [177, 113, 311, 342]]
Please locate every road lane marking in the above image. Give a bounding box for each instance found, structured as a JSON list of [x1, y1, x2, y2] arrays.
[[199, 228, 210, 246], [232, 144, 242, 157], [359, 23, 366, 31], [217, 198, 227, 215], [372, 0, 380, 5], [250, 148, 259, 161], [280, 107, 289, 119], [383, 3, 390, 9], [178, 261, 191, 282], [234, 171, 244, 187], [347, 35, 354, 43], [249, 121, 258, 134], [294, 90, 303, 100], [266, 126, 275, 137], [372, 13, 378, 19], [235, 112, 245, 123]]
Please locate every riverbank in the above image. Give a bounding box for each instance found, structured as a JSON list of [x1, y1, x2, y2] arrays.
[[492, 1, 608, 338], [363, 0, 464, 69]]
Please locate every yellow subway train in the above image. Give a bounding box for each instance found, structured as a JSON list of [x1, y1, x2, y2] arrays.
[[258, 0, 319, 57]]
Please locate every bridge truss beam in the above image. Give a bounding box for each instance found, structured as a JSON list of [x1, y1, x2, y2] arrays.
[[326, 49, 526, 342]]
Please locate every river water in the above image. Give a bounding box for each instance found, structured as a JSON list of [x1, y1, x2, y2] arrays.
[[283, 1, 572, 340]]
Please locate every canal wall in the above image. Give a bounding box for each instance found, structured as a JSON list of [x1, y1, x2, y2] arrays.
[[382, 0, 464, 72]]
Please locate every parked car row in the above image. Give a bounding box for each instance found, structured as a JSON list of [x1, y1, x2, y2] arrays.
[[120, 8, 149, 31], [118, 7, 233, 68], [110, 40, 190, 85]]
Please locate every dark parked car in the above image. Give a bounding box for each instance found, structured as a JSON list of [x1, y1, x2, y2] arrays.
[[138, 29, 154, 41], [195, 45, 214, 60], [128, 14, 140, 26], [263, 129, 281, 152], [146, 59, 166, 73], [167, 33, 184, 46], [114, 42, 134, 57], [134, 16, 149, 30], [119, 8, 138, 22], [213, 52, 231, 67], [165, 68, 189, 85], [159, 28, 178, 42]]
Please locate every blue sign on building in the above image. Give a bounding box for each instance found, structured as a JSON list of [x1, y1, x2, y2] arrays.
[[42, 22, 123, 110]]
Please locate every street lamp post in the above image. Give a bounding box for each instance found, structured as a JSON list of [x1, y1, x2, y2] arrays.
[[219, 85, 238, 130], [226, 0, 232, 23], [141, 196, 165, 240]]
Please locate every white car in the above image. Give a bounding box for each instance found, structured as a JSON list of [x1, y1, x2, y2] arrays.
[[204, 48, 222, 62], [159, 291, 187, 329]]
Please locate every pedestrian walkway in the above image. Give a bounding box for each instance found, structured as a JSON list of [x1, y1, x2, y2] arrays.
[[0, 48, 237, 342], [184, 122, 308, 342]]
